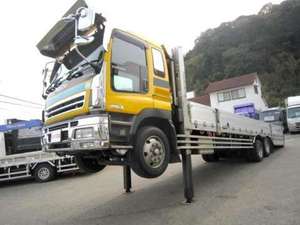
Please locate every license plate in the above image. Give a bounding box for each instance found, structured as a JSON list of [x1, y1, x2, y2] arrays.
[[51, 130, 61, 143]]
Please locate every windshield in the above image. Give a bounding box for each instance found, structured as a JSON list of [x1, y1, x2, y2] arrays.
[[56, 46, 104, 81], [288, 107, 300, 119], [45, 45, 104, 95], [261, 110, 281, 122]]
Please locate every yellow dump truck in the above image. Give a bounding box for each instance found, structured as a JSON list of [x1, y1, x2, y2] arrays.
[[37, 0, 284, 202]]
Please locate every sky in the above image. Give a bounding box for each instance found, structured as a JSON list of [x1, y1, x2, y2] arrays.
[[0, 0, 284, 123]]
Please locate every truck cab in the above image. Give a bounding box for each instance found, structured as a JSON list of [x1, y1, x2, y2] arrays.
[[260, 107, 288, 133], [285, 96, 300, 133], [38, 0, 176, 178]]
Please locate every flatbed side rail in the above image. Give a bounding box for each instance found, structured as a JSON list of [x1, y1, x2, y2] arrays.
[[177, 134, 254, 151]]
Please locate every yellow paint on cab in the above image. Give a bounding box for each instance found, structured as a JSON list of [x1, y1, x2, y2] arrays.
[[45, 89, 92, 126], [105, 29, 172, 116]]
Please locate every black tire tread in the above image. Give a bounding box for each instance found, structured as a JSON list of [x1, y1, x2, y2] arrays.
[[202, 154, 219, 162], [75, 155, 106, 173], [131, 126, 170, 178]]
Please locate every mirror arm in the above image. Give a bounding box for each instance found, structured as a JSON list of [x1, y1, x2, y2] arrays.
[[74, 46, 98, 73]]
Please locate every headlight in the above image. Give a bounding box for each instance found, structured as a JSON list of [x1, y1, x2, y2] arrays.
[[75, 128, 94, 139], [91, 64, 106, 109], [98, 117, 109, 140]]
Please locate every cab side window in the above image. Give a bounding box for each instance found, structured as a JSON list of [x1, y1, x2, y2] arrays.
[[152, 48, 165, 77], [111, 37, 148, 93]]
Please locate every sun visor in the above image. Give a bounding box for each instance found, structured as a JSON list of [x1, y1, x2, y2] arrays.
[[36, 0, 88, 58]]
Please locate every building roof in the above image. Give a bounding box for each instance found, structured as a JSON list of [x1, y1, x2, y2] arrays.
[[189, 94, 211, 106], [205, 73, 258, 94]]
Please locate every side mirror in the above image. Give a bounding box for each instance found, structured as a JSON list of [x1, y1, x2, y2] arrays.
[[77, 7, 95, 32], [42, 61, 61, 99], [42, 61, 55, 87], [61, 7, 96, 46], [75, 7, 96, 46]]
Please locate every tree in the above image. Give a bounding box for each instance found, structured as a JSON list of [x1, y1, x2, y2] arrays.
[[185, 0, 300, 106]]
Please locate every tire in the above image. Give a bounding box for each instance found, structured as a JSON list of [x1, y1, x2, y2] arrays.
[[263, 138, 272, 157], [131, 126, 170, 178], [202, 153, 219, 162], [247, 139, 264, 162], [75, 155, 106, 173], [34, 163, 56, 182]]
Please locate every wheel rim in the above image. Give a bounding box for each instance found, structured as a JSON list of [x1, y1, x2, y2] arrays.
[[264, 139, 270, 155], [257, 141, 264, 158], [38, 167, 50, 180], [143, 136, 166, 169]]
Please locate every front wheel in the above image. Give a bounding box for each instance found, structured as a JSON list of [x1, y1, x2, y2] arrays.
[[247, 139, 264, 162], [34, 163, 56, 182], [263, 138, 273, 157], [75, 155, 106, 173], [131, 126, 170, 178]]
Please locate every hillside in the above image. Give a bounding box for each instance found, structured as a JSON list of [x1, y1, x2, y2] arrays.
[[185, 0, 300, 106]]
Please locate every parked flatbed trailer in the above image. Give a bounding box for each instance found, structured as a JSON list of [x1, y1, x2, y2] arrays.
[[0, 120, 78, 182], [0, 150, 78, 182], [37, 0, 285, 202]]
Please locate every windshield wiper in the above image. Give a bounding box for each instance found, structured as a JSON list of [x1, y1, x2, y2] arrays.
[[45, 49, 105, 95], [46, 77, 64, 94], [66, 71, 84, 81]]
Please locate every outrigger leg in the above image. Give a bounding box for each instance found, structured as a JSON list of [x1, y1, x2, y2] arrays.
[[123, 165, 132, 193], [181, 150, 194, 203]]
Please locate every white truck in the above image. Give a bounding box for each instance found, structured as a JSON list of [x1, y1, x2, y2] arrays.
[[37, 0, 285, 202], [0, 119, 78, 182], [285, 96, 300, 133]]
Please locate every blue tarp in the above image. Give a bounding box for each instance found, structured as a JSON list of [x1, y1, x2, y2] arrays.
[[0, 120, 43, 132]]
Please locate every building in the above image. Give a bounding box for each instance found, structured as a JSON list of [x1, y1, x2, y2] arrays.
[[189, 94, 211, 106], [204, 73, 267, 113]]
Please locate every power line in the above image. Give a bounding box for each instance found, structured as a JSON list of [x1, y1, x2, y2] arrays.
[[0, 94, 44, 106], [0, 100, 42, 110]]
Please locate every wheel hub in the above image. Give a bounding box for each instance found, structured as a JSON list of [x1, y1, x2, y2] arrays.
[[38, 168, 50, 180], [143, 136, 166, 168]]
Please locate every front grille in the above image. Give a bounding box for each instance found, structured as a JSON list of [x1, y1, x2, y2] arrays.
[[46, 96, 84, 118], [48, 123, 68, 132]]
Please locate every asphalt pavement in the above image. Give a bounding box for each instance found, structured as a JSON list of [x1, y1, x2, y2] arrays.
[[1, 134, 300, 225]]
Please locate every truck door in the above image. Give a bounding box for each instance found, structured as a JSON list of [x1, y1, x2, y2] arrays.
[[151, 47, 172, 111], [106, 30, 153, 115]]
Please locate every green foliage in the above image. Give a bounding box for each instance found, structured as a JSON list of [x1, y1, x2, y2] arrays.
[[185, 0, 300, 106]]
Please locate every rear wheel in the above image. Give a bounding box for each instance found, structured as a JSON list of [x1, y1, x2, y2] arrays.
[[263, 138, 272, 157], [247, 139, 264, 162], [75, 155, 106, 173], [202, 153, 219, 162], [34, 163, 56, 182], [131, 126, 170, 178]]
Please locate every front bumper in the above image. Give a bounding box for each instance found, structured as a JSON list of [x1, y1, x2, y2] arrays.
[[288, 123, 300, 132], [42, 114, 110, 152]]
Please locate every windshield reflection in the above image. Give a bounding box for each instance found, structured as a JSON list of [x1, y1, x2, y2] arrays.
[[288, 107, 300, 119]]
